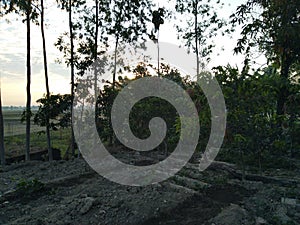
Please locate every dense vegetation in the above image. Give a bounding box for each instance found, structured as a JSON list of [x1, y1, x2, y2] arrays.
[[0, 0, 299, 174]]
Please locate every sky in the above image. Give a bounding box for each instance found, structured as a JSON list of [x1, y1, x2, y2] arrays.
[[0, 0, 249, 106]]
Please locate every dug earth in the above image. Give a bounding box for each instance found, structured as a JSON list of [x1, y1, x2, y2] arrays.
[[0, 155, 300, 225]]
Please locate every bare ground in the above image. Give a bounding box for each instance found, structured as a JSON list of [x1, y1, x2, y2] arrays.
[[0, 155, 300, 225]]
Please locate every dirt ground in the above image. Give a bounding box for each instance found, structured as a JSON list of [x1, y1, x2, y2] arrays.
[[0, 154, 300, 225]]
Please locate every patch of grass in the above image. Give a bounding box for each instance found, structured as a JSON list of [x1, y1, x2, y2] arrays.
[[16, 178, 45, 195], [4, 129, 72, 157], [212, 175, 228, 185], [3, 110, 43, 137]]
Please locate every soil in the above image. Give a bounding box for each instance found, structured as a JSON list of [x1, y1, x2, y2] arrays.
[[0, 153, 300, 225]]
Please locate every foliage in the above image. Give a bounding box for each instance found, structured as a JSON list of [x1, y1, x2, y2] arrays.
[[230, 0, 300, 115], [95, 61, 300, 172], [70, 0, 110, 76], [152, 7, 165, 32], [174, 0, 227, 70], [0, 0, 39, 22], [214, 65, 300, 169], [231, 0, 300, 65], [1, 0, 300, 175], [106, 0, 153, 43], [33, 94, 72, 131], [54, 0, 86, 68], [96, 63, 193, 149], [55, 0, 153, 77]]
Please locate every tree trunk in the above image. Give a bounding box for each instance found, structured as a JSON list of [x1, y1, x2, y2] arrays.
[[25, 0, 32, 161], [276, 53, 291, 116], [194, 0, 199, 77], [0, 86, 5, 166], [239, 146, 245, 181], [90, 0, 99, 159], [94, 0, 98, 99], [112, 35, 119, 90], [41, 0, 52, 161], [157, 29, 160, 75], [69, 0, 75, 157], [94, 0, 98, 63]]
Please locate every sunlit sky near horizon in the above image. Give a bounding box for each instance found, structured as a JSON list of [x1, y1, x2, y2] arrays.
[[0, 0, 255, 106]]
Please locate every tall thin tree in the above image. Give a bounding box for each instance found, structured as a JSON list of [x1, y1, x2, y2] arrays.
[[0, 77, 5, 166], [69, 0, 75, 157], [107, 0, 153, 89], [175, 0, 226, 76], [25, 0, 32, 161], [151, 8, 165, 75], [40, 0, 52, 160], [94, 0, 99, 105], [1, 1, 39, 161]]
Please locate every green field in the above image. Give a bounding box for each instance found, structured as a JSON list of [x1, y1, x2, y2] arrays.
[[3, 110, 72, 158], [3, 110, 44, 137]]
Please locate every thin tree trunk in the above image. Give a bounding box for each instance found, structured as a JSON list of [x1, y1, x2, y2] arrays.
[[110, 35, 119, 146], [157, 29, 160, 75], [94, 0, 98, 61], [69, 0, 75, 157], [94, 0, 98, 99], [41, 0, 52, 161], [25, 0, 32, 161], [194, 0, 199, 77], [0, 85, 5, 166], [89, 0, 99, 159], [258, 149, 262, 175], [276, 53, 291, 116], [240, 146, 245, 181], [112, 35, 119, 90]]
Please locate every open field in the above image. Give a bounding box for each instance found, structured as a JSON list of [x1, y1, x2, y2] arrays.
[[3, 110, 44, 137], [3, 109, 72, 158]]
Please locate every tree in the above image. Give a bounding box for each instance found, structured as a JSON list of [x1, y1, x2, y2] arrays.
[[0, 85, 5, 166], [174, 0, 226, 76], [75, 0, 110, 89], [231, 0, 300, 115], [68, 0, 75, 157], [150, 7, 165, 75], [1, 0, 39, 161], [40, 0, 52, 160], [34, 94, 72, 132], [105, 0, 153, 88], [56, 0, 86, 157], [96, 63, 190, 152], [25, 0, 33, 161]]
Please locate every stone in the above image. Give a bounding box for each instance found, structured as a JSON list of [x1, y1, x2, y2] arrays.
[[79, 197, 95, 215], [255, 217, 267, 225], [281, 197, 297, 206], [209, 204, 254, 225]]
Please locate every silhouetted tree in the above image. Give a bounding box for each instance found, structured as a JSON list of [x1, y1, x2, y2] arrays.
[[106, 0, 153, 88], [174, 0, 226, 75], [231, 0, 300, 115], [56, 0, 85, 157]]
